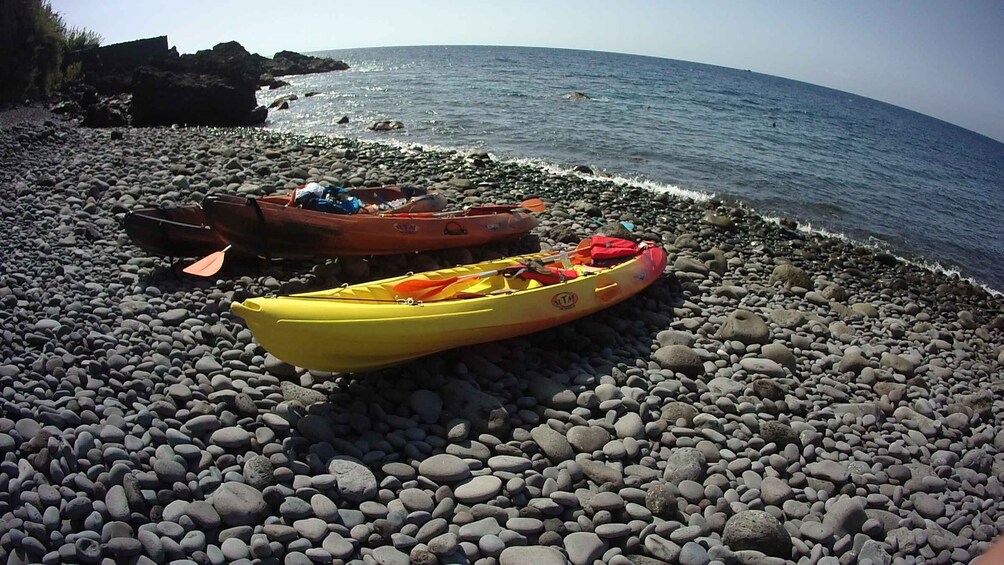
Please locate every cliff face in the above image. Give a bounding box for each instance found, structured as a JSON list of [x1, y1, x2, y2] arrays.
[[0, 0, 64, 103], [66, 36, 178, 95]]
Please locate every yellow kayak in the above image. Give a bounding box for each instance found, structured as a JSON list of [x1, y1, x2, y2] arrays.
[[231, 236, 668, 373]]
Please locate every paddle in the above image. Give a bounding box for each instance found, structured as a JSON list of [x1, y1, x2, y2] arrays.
[[393, 238, 593, 297], [520, 198, 546, 213], [397, 198, 547, 219], [183, 245, 231, 277]]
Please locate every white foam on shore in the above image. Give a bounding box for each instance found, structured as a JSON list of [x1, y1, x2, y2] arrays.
[[354, 136, 490, 160], [286, 131, 1003, 297], [363, 137, 712, 202], [501, 154, 713, 202], [907, 258, 1003, 298], [761, 214, 1004, 298]]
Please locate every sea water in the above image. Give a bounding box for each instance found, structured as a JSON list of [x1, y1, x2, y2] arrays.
[[258, 45, 1004, 292]]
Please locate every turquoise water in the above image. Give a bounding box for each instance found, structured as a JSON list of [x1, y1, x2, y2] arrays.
[[258, 45, 1004, 291]]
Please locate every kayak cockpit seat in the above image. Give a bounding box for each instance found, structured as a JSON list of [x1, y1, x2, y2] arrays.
[[502, 260, 580, 285]]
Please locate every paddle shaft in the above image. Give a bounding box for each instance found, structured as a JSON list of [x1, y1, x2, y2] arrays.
[[383, 198, 544, 219], [394, 241, 587, 295]]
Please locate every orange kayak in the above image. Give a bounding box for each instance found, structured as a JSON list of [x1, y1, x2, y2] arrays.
[[125, 185, 445, 257], [202, 196, 540, 259], [124, 205, 227, 258]]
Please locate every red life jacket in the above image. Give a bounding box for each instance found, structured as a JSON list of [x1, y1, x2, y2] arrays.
[[588, 236, 640, 261]]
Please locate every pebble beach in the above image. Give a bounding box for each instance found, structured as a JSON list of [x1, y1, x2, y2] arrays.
[[1, 115, 1002, 565]]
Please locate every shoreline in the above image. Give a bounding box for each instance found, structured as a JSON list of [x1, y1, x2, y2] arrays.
[[1, 118, 1002, 564], [268, 128, 1004, 299]]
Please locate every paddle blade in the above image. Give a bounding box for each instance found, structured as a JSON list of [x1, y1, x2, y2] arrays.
[[392, 275, 460, 293], [520, 198, 546, 213], [183, 245, 230, 277]]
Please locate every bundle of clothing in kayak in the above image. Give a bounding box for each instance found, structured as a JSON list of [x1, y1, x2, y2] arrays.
[[292, 182, 427, 214]]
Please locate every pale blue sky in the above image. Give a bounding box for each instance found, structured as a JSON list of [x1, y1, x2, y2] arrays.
[[51, 0, 1004, 142]]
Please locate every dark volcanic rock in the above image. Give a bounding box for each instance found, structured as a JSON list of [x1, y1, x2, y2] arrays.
[[178, 41, 266, 83], [722, 510, 792, 558], [81, 94, 131, 128], [66, 36, 177, 94], [131, 68, 266, 126], [267, 50, 349, 76], [180, 43, 348, 86], [369, 120, 405, 131], [66, 39, 347, 127]]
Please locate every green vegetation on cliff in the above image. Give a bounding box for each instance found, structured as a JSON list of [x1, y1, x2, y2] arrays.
[[0, 0, 102, 103]]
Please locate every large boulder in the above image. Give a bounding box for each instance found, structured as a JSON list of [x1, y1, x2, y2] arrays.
[[328, 456, 378, 502], [653, 345, 704, 377], [210, 483, 267, 526], [722, 510, 792, 558], [131, 68, 267, 126], [770, 264, 811, 289], [717, 309, 770, 344], [66, 39, 348, 127], [663, 447, 707, 483]]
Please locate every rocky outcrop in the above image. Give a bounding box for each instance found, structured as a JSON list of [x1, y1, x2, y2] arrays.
[[131, 68, 266, 127], [65, 38, 347, 127], [369, 120, 405, 131], [81, 94, 130, 127], [173, 41, 266, 84], [267, 50, 349, 76], [164, 42, 348, 89], [66, 36, 178, 95]]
